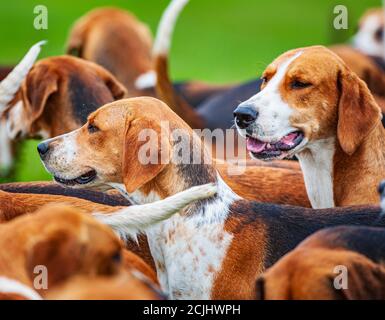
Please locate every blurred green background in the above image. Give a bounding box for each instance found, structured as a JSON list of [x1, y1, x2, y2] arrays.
[[0, 0, 380, 182]]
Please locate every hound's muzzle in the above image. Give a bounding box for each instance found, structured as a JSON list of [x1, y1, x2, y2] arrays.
[[233, 105, 258, 129]]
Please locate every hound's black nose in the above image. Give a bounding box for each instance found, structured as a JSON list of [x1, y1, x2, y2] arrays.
[[37, 142, 50, 158], [233, 106, 258, 129]]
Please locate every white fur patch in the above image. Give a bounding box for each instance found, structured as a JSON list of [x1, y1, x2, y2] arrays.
[[0, 277, 42, 300], [354, 14, 383, 58], [134, 71, 157, 90], [146, 175, 239, 299], [6, 101, 26, 139], [297, 138, 335, 209], [0, 120, 13, 172], [40, 130, 80, 179], [153, 0, 189, 55]]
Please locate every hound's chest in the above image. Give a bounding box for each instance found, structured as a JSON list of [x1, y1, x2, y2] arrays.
[[147, 216, 233, 300]]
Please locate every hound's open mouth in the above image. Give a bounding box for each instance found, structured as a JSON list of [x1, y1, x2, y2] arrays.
[[54, 170, 97, 186], [246, 131, 304, 160]]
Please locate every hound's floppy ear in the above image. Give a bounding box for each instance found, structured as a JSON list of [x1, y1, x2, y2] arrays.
[[26, 230, 83, 288], [22, 65, 59, 129], [123, 116, 171, 194], [337, 67, 382, 155], [93, 64, 127, 100]]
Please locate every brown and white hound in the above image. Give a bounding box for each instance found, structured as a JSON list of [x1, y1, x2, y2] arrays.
[[256, 225, 385, 300], [0, 42, 127, 173], [37, 96, 385, 299], [234, 46, 385, 208]]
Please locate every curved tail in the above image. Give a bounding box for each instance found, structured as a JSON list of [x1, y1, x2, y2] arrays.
[[151, 0, 205, 128], [93, 183, 217, 239]]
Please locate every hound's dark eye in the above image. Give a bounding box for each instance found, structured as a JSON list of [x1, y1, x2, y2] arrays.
[[87, 123, 99, 133], [290, 80, 312, 90], [375, 27, 384, 42]]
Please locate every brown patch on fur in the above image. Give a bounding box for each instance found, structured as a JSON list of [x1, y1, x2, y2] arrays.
[[216, 161, 310, 207], [0, 181, 129, 206], [155, 55, 205, 128], [331, 45, 385, 102], [0, 190, 123, 222], [0, 292, 28, 300], [211, 201, 267, 300]]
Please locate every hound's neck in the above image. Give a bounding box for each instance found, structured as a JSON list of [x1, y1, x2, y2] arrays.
[[298, 126, 385, 208], [297, 138, 335, 209]]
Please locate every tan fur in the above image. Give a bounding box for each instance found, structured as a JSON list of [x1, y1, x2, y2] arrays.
[[0, 204, 121, 292], [0, 190, 122, 222], [257, 230, 385, 300], [66, 8, 153, 97], [331, 45, 385, 110], [45, 272, 163, 300], [155, 55, 205, 128], [215, 161, 310, 206]]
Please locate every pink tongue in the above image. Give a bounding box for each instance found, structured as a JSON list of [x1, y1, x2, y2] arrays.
[[246, 137, 267, 153], [280, 132, 297, 146]]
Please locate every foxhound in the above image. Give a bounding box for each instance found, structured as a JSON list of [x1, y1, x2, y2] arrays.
[[0, 42, 127, 172], [234, 46, 385, 208]]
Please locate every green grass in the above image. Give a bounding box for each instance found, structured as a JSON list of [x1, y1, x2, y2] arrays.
[[0, 0, 381, 182]]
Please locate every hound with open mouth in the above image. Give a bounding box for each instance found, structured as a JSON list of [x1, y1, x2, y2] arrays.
[[234, 46, 385, 209]]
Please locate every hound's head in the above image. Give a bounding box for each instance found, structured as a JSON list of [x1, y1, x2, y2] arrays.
[[0, 204, 122, 289], [353, 8, 384, 58], [37, 97, 206, 198], [1, 56, 126, 141], [256, 226, 385, 300], [234, 46, 382, 160]]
